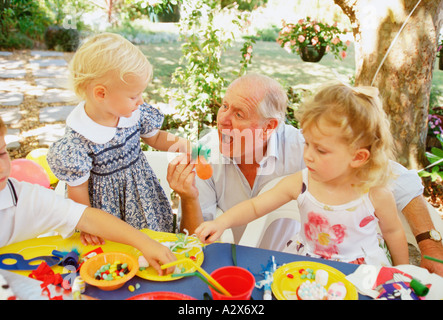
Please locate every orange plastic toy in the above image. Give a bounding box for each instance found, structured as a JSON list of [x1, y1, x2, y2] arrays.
[[192, 144, 213, 180], [196, 156, 213, 180]]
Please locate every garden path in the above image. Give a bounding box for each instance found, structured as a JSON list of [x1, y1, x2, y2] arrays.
[[0, 50, 74, 156]]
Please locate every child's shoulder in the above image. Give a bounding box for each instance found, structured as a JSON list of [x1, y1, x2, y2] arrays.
[[48, 128, 93, 164], [276, 171, 304, 194], [50, 127, 91, 149], [138, 103, 165, 132], [368, 185, 395, 207]]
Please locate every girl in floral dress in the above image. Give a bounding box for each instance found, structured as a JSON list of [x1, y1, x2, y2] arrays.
[[196, 83, 409, 266], [48, 33, 190, 244]]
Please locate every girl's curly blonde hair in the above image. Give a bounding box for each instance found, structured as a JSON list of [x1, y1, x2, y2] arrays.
[[69, 32, 152, 100], [297, 83, 395, 191]]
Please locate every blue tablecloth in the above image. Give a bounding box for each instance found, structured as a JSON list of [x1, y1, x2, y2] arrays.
[[84, 242, 367, 300]]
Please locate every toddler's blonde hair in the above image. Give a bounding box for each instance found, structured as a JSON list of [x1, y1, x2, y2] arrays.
[[298, 83, 395, 191], [69, 32, 152, 100]]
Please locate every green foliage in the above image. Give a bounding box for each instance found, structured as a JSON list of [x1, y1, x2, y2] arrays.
[[43, 0, 93, 29], [235, 36, 256, 77], [44, 26, 80, 52], [254, 25, 280, 42], [0, 0, 91, 50], [167, 0, 253, 139], [220, 0, 268, 11], [0, 0, 52, 49], [427, 85, 443, 148], [0, 32, 34, 49], [419, 135, 443, 182], [123, 0, 182, 22], [285, 86, 312, 128]]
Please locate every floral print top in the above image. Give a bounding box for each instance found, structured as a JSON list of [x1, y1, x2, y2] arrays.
[[283, 169, 391, 266]]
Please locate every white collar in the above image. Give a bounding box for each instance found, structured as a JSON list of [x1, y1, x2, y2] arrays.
[[0, 179, 17, 210], [66, 101, 141, 144]]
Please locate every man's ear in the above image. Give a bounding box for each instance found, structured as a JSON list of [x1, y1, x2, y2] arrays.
[[92, 85, 106, 102], [262, 118, 279, 140], [351, 148, 370, 168]]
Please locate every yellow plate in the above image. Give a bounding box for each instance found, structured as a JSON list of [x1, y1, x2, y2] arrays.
[[133, 231, 204, 281], [0, 229, 203, 281], [0, 232, 133, 277], [271, 261, 358, 300]]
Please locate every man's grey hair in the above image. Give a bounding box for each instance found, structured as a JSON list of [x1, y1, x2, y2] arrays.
[[234, 73, 288, 124]]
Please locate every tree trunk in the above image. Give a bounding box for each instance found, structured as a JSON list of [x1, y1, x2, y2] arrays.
[[334, 0, 443, 169]]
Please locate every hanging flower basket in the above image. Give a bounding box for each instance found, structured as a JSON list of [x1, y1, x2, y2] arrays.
[[277, 17, 349, 62], [300, 45, 326, 62]]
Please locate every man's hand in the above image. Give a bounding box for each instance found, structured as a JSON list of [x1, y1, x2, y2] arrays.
[[167, 153, 198, 201]]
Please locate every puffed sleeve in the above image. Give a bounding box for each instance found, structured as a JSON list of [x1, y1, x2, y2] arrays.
[[138, 103, 165, 138], [47, 129, 93, 187]]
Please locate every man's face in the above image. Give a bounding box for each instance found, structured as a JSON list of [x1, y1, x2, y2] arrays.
[[216, 80, 268, 164], [0, 135, 11, 191]]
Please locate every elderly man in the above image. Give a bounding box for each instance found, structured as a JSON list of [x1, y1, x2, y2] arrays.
[[167, 73, 443, 276]]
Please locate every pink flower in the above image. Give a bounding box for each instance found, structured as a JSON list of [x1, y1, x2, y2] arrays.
[[304, 212, 347, 260], [282, 26, 291, 34], [331, 37, 341, 45], [341, 51, 347, 58], [325, 45, 330, 52], [298, 19, 304, 25], [314, 24, 320, 33], [311, 36, 319, 46], [246, 46, 253, 53], [297, 35, 305, 43]]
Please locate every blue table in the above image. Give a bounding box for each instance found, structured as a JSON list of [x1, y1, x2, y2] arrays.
[[84, 242, 367, 300]]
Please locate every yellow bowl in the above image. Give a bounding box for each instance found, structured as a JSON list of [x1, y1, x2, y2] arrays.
[[80, 252, 138, 291]]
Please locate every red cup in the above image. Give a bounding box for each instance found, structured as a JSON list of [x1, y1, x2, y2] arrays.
[[209, 266, 255, 300]]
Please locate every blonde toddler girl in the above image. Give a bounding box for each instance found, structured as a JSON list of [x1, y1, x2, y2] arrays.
[[48, 33, 190, 243]]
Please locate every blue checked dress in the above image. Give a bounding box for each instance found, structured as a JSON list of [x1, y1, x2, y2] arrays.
[[47, 102, 174, 232]]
